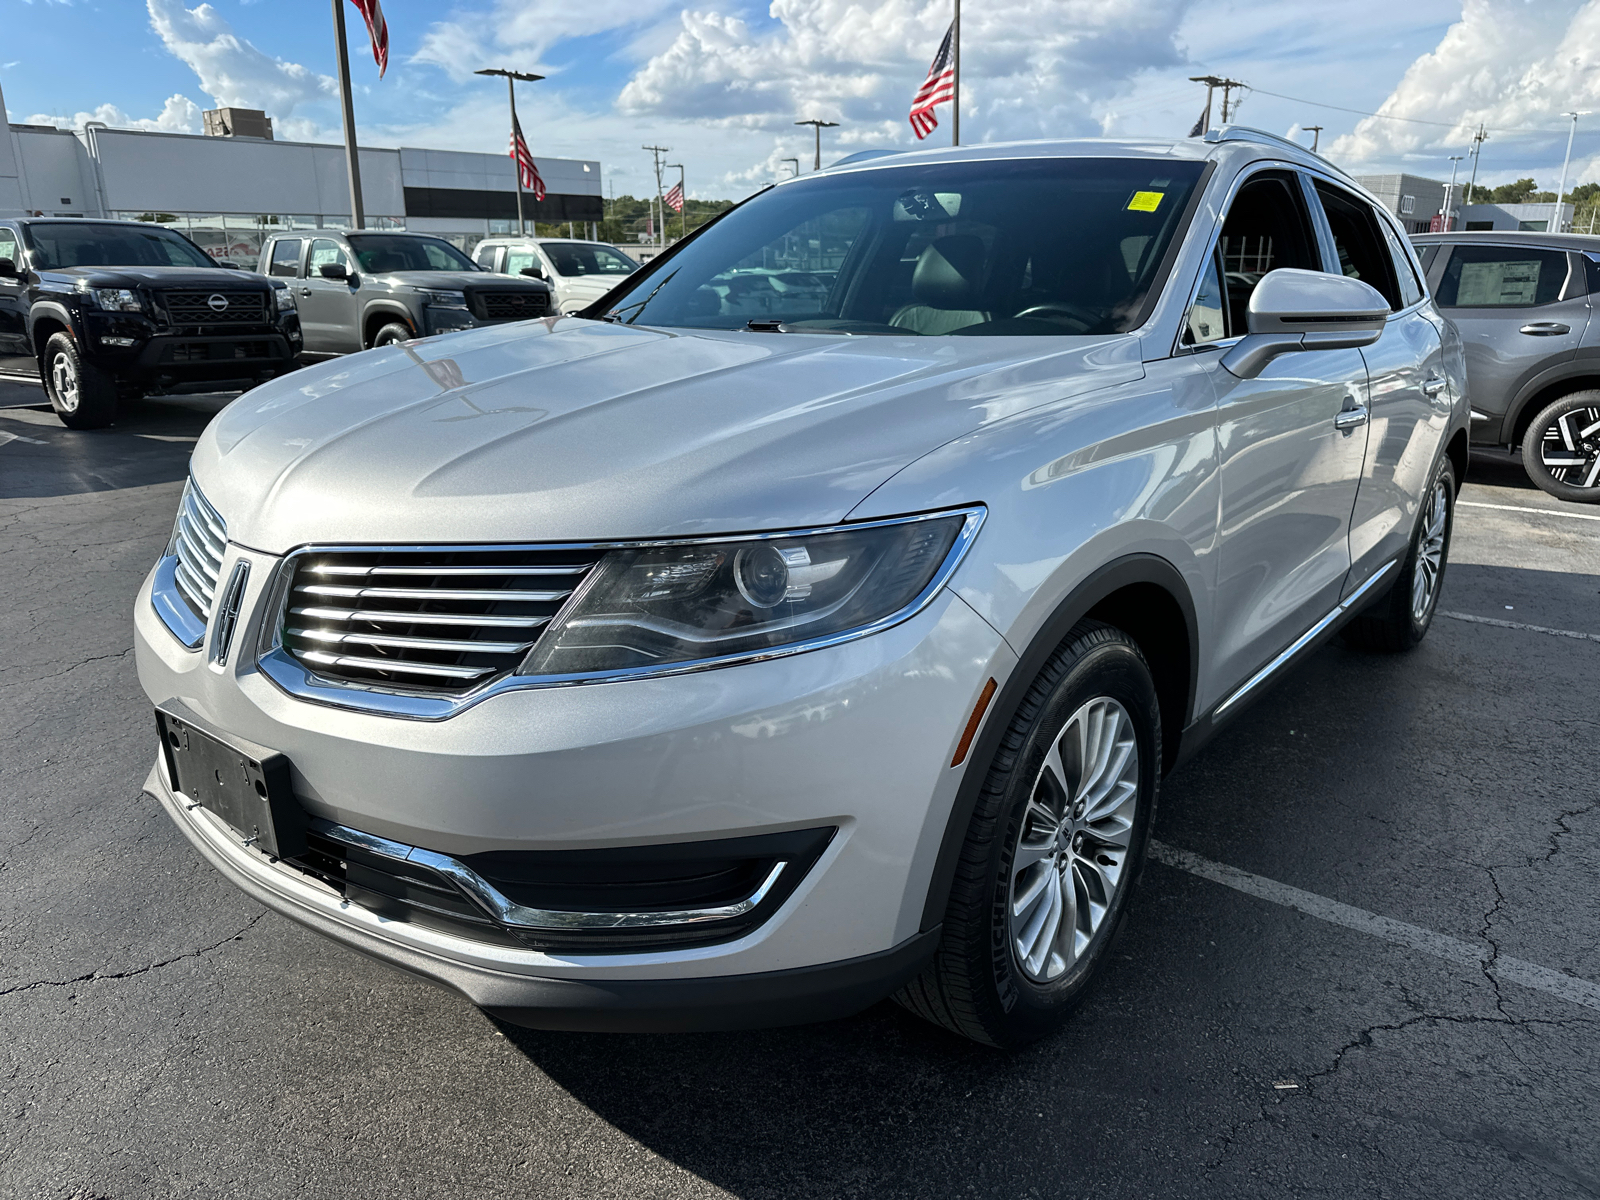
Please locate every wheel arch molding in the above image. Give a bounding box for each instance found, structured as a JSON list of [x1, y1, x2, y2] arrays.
[[27, 301, 78, 351], [919, 552, 1198, 933], [1503, 367, 1600, 446], [362, 302, 418, 346]]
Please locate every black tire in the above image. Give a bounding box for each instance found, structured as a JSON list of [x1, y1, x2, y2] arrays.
[[895, 621, 1161, 1048], [1342, 455, 1455, 652], [42, 333, 118, 429], [371, 322, 414, 348], [1522, 391, 1600, 503]]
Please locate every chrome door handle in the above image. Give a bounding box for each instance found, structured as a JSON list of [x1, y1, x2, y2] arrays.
[[1519, 322, 1569, 335], [1334, 405, 1369, 431], [1422, 376, 1447, 397]]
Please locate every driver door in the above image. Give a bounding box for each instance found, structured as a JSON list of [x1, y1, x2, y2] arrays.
[[1186, 170, 1371, 698], [0, 226, 34, 376]]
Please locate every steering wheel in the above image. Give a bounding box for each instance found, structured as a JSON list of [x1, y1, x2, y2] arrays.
[[1011, 303, 1101, 331]]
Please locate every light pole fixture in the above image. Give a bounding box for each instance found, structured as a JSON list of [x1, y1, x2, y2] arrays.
[[475, 68, 545, 236], [1441, 154, 1465, 231], [1304, 124, 1323, 153], [1555, 111, 1588, 233], [794, 119, 840, 170], [781, 157, 800, 179]]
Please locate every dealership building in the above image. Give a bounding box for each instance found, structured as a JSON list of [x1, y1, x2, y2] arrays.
[[0, 90, 604, 265]]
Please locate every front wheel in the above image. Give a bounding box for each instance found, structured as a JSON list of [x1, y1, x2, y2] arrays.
[[43, 333, 119, 429], [1343, 456, 1455, 652], [371, 322, 414, 348], [1522, 391, 1600, 503], [895, 622, 1160, 1047]]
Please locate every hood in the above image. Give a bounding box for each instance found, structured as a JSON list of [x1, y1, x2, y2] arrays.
[[374, 270, 550, 293], [193, 319, 1144, 554], [45, 266, 267, 289]]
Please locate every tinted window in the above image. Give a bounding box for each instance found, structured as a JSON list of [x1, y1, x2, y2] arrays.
[[1379, 219, 1425, 307], [541, 242, 637, 276], [474, 244, 498, 269], [268, 238, 302, 278], [1436, 245, 1569, 308], [1315, 184, 1401, 308], [1416, 243, 1440, 273], [0, 229, 18, 269], [23, 223, 215, 270], [346, 234, 476, 273], [1216, 173, 1321, 333], [308, 238, 346, 273], [600, 158, 1207, 335]]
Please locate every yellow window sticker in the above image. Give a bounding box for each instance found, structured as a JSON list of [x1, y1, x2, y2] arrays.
[[1127, 191, 1165, 213]]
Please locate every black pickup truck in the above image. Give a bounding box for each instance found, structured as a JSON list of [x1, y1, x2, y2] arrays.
[[0, 218, 301, 428]]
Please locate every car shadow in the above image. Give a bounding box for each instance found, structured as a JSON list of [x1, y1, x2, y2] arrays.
[[0, 392, 234, 500]]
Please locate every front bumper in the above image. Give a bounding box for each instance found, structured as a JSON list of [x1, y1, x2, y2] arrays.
[[135, 543, 1015, 1026]]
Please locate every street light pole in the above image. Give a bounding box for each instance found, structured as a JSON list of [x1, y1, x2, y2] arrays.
[[331, 0, 365, 229], [475, 68, 544, 238], [1441, 154, 1464, 231], [794, 119, 840, 170], [1555, 111, 1586, 233], [643, 144, 670, 252], [1464, 124, 1488, 205]]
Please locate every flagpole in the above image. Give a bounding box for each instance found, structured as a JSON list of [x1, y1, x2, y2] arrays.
[[508, 77, 525, 237], [952, 0, 960, 147], [331, 0, 365, 230]]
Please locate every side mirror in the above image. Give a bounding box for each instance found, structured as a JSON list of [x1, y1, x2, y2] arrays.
[[0, 258, 16, 279], [519, 266, 545, 280], [217, 260, 243, 270], [1221, 268, 1389, 380], [319, 262, 350, 281]]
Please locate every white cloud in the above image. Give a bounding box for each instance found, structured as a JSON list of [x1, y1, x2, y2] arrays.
[[145, 0, 334, 120], [21, 94, 202, 133], [413, 0, 682, 82]]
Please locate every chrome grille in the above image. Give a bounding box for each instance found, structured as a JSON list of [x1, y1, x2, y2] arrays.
[[173, 481, 227, 619], [473, 289, 549, 321], [162, 289, 268, 325], [280, 548, 603, 693]]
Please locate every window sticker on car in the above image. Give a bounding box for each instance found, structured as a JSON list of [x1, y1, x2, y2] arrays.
[[1127, 190, 1165, 213], [1457, 260, 1543, 306]]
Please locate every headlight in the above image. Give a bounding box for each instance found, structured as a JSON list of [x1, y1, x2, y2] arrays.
[[516, 508, 982, 679], [412, 288, 468, 308], [92, 288, 143, 312], [273, 287, 297, 312]]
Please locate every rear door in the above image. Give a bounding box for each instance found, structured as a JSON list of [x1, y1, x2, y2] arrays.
[[1307, 180, 1447, 595], [1432, 241, 1589, 441]]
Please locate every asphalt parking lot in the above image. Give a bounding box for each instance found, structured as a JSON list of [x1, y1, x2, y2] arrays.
[[2, 381, 1597, 1200]]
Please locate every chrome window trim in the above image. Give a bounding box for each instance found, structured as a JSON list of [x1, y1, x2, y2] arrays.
[[256, 505, 987, 721]]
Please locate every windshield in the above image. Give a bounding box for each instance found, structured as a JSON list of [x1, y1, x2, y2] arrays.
[[538, 242, 638, 277], [346, 234, 478, 273], [24, 223, 217, 270], [599, 158, 1205, 335]]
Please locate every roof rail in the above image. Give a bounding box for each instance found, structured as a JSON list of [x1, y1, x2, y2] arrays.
[[1201, 124, 1356, 182], [827, 148, 908, 168]]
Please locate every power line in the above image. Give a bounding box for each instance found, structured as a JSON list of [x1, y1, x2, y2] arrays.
[[1245, 85, 1583, 137]]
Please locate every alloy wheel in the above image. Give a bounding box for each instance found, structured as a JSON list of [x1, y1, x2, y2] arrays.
[[1539, 404, 1600, 491], [50, 352, 79, 413], [1410, 477, 1450, 623], [1008, 696, 1140, 982]]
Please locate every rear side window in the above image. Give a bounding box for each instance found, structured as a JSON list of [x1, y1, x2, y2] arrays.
[[1314, 184, 1401, 308], [268, 239, 302, 278], [474, 244, 498, 269], [1436, 245, 1569, 308], [1379, 220, 1425, 307]]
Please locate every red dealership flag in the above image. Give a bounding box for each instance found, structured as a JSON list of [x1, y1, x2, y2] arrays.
[[908, 23, 955, 139], [511, 115, 546, 201], [348, 0, 388, 78], [664, 181, 684, 212]]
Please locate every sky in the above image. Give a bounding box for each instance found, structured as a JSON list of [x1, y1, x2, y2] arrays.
[[6, 0, 1600, 201]]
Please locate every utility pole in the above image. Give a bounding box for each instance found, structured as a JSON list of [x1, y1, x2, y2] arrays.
[[642, 145, 669, 252], [952, 0, 961, 147], [667, 162, 685, 240], [1555, 111, 1586, 233], [1464, 124, 1488, 205], [795, 119, 840, 170], [1188, 75, 1244, 134], [330, 0, 365, 229], [1305, 124, 1323, 153], [1441, 154, 1464, 231], [476, 68, 544, 237], [781, 157, 800, 179]]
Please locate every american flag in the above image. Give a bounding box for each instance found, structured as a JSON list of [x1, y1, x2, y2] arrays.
[[664, 181, 684, 212], [348, 0, 388, 79], [511, 114, 546, 201], [908, 23, 955, 140]]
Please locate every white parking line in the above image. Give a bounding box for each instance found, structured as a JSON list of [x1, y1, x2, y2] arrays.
[[0, 430, 46, 447], [1149, 841, 1600, 1014], [1439, 611, 1600, 644], [1458, 500, 1600, 522]]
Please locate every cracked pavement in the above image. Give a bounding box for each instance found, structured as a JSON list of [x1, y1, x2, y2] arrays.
[[2, 385, 1597, 1199]]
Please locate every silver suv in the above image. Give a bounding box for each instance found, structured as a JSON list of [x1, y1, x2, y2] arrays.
[[258, 230, 552, 356], [1413, 230, 1600, 501], [137, 129, 1466, 1047]]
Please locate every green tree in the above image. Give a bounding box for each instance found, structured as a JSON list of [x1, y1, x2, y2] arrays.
[[1488, 177, 1540, 204]]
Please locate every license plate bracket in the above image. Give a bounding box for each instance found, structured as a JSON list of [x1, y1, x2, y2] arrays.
[[156, 708, 307, 859]]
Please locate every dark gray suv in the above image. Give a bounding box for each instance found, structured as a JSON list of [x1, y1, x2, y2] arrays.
[[257, 230, 552, 358], [1413, 231, 1600, 501]]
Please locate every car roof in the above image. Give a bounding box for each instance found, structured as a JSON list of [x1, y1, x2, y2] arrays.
[[1411, 229, 1600, 253]]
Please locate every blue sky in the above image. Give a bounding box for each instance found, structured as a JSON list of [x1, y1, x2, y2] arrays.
[[6, 0, 1600, 198]]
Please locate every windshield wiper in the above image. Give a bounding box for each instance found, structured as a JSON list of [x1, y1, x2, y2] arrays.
[[745, 319, 787, 333], [608, 269, 679, 325]]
